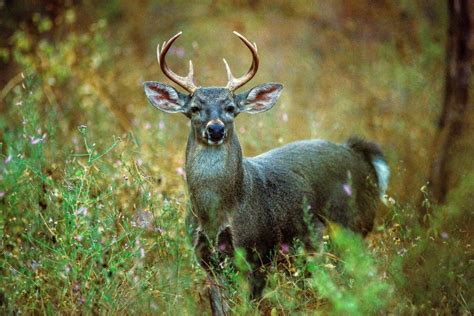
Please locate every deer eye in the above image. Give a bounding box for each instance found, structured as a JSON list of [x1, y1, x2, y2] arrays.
[[190, 106, 200, 114], [225, 105, 235, 113]]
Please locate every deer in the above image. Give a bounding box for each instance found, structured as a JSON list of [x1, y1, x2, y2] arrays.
[[143, 31, 390, 306]]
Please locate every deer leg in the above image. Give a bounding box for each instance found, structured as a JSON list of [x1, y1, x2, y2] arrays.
[[247, 248, 270, 301], [194, 229, 213, 272], [207, 275, 229, 316], [249, 267, 267, 301], [194, 230, 230, 315]]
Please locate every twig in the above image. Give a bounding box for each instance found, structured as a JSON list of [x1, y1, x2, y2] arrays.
[[0, 72, 23, 101]]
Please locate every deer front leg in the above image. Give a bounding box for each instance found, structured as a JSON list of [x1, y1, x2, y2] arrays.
[[249, 267, 267, 301], [245, 248, 270, 302], [194, 229, 213, 272], [194, 229, 230, 316]]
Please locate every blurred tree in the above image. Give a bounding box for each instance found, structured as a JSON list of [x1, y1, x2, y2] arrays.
[[426, 0, 473, 205], [0, 0, 76, 102]]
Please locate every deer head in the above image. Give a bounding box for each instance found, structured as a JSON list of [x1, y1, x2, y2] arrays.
[[144, 31, 283, 146]]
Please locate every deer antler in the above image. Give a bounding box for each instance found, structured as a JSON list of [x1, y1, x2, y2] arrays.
[[157, 32, 198, 93], [223, 31, 260, 92]]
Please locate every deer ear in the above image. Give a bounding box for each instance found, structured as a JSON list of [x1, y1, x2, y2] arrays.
[[237, 83, 283, 114], [144, 81, 188, 113]]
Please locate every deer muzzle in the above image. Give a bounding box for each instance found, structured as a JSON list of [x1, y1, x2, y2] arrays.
[[205, 119, 226, 145]]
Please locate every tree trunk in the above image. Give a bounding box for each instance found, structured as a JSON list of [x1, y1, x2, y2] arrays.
[[426, 0, 473, 206]]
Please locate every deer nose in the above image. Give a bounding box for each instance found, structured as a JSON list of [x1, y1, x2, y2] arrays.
[[206, 122, 225, 141]]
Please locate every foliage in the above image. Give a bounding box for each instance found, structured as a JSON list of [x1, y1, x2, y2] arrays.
[[0, 1, 472, 314]]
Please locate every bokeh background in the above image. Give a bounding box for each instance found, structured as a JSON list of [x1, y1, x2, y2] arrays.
[[1, 1, 472, 314]]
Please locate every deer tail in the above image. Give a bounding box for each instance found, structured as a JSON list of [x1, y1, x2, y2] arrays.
[[346, 137, 390, 203]]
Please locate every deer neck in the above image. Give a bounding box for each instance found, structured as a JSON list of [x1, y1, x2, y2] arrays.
[[185, 132, 244, 236]]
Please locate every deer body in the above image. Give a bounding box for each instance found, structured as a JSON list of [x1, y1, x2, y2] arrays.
[[144, 32, 390, 301], [187, 133, 381, 256]]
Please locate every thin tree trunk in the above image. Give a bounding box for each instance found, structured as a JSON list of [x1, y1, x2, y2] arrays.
[[426, 0, 473, 207]]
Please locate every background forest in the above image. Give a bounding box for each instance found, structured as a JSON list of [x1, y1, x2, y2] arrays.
[[0, 0, 472, 314]]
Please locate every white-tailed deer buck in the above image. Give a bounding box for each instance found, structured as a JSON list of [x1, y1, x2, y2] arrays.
[[144, 32, 390, 304]]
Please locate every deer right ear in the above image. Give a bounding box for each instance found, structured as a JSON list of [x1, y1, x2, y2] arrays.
[[144, 81, 188, 113], [236, 83, 283, 114]]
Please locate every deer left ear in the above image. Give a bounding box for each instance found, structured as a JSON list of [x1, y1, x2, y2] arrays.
[[144, 81, 188, 113], [237, 83, 283, 114]]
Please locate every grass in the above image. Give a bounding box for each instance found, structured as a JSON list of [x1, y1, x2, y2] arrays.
[[1, 1, 473, 314]]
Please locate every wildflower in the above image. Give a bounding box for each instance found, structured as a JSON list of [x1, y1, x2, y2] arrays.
[[134, 210, 153, 230], [397, 248, 407, 256], [155, 227, 165, 234], [172, 46, 185, 58], [280, 243, 290, 254], [158, 120, 165, 130], [176, 166, 185, 176], [387, 196, 396, 206], [75, 207, 88, 216], [144, 122, 152, 130], [73, 283, 81, 292], [30, 260, 41, 271], [324, 263, 336, 270], [0, 192, 5, 198], [4, 155, 12, 163], [150, 302, 158, 311], [78, 125, 87, 134], [440, 232, 449, 240], [342, 183, 352, 196], [30, 134, 46, 145], [74, 235, 83, 242]]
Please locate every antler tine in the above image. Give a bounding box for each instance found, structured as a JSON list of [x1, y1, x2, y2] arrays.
[[222, 58, 233, 82], [224, 31, 260, 92], [156, 32, 198, 93]]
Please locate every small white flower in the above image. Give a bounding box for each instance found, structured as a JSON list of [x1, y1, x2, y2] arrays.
[[176, 167, 185, 176], [75, 207, 88, 216], [158, 120, 165, 130]]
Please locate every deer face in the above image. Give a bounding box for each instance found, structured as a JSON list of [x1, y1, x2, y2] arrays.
[[144, 31, 282, 146], [191, 88, 234, 145], [144, 83, 283, 146]]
